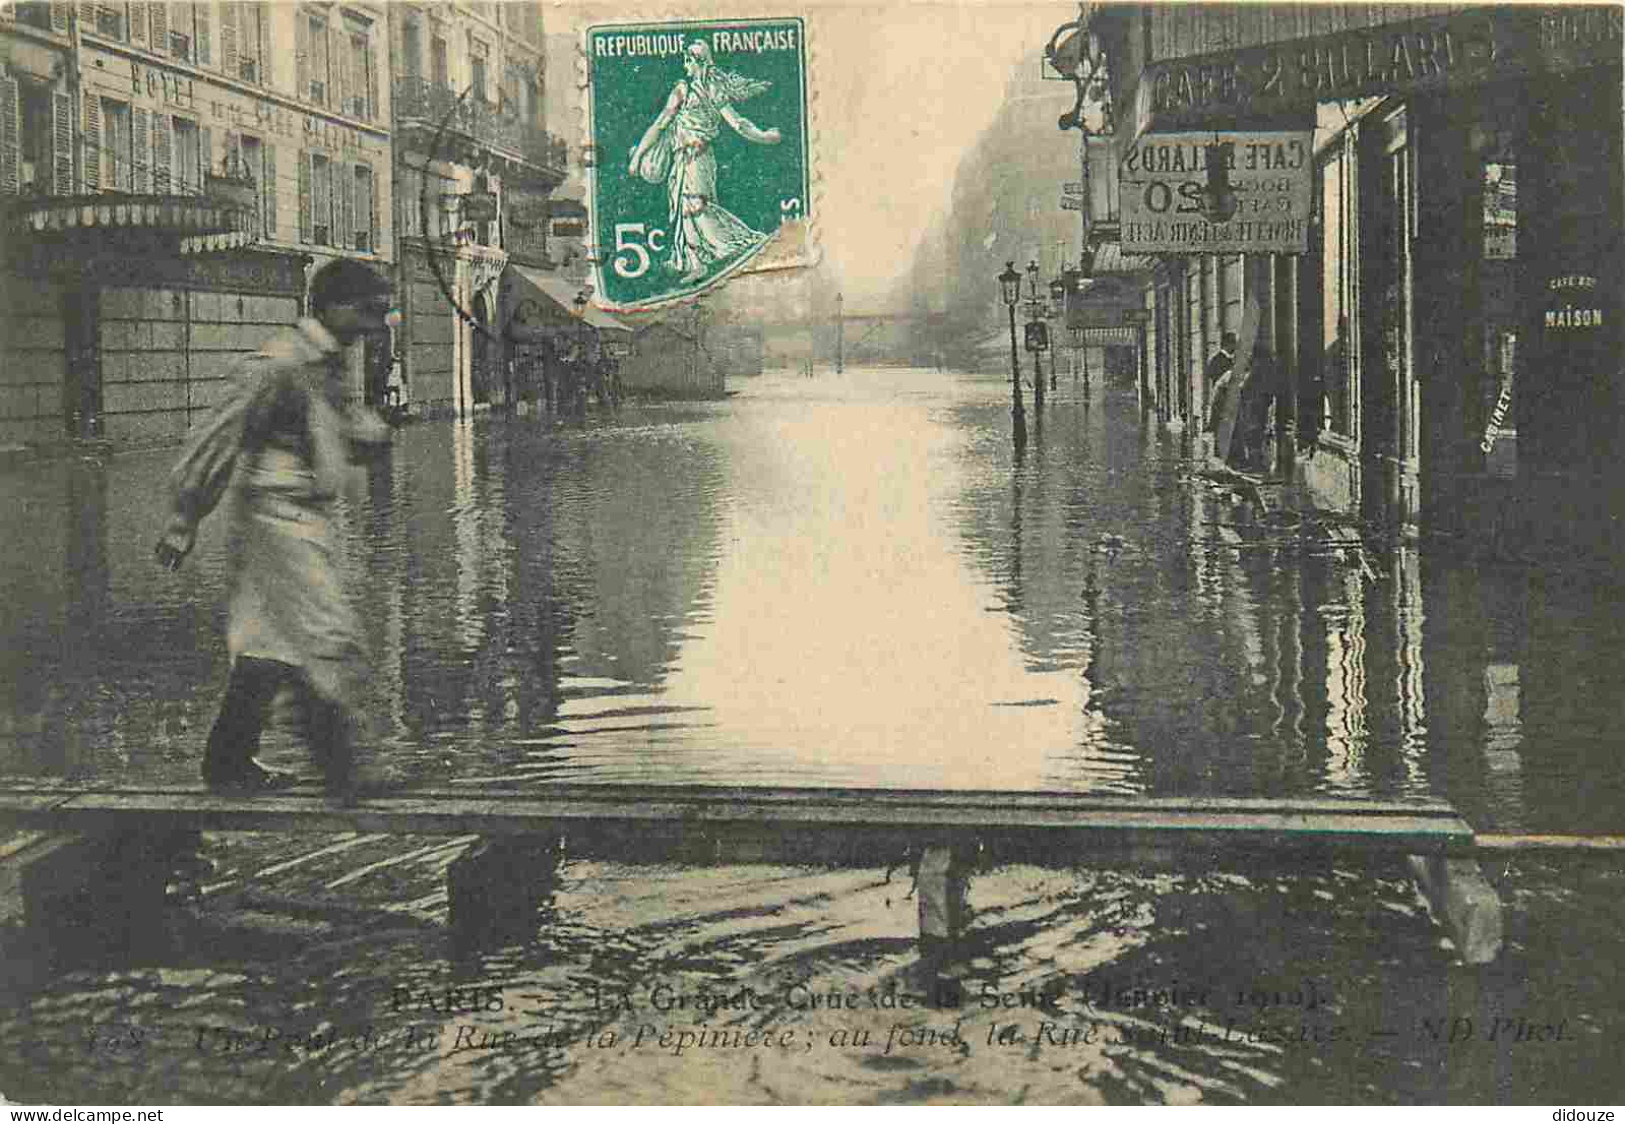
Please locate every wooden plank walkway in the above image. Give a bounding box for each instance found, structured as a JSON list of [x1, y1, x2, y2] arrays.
[[0, 782, 1504, 963], [0, 782, 1478, 860]]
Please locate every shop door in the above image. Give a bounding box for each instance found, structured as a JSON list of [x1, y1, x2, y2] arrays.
[[1361, 105, 1419, 527]]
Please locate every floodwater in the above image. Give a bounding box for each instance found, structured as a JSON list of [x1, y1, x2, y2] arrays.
[[2, 367, 1622, 1104]]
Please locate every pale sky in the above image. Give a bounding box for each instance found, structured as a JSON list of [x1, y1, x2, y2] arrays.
[[549, 0, 1068, 306]]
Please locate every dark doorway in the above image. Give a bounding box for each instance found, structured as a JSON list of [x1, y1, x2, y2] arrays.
[[471, 299, 491, 406], [63, 287, 101, 440]]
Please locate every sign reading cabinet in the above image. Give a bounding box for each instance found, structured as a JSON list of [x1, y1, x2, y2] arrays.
[[1119, 131, 1311, 254]]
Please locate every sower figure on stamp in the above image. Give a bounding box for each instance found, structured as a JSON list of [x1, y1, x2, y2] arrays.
[[155, 260, 395, 802], [628, 41, 782, 283]]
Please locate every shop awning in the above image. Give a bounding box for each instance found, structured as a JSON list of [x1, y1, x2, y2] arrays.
[[503, 265, 634, 340]]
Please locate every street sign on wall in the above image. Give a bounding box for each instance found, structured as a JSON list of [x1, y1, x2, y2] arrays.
[[1119, 131, 1312, 254]]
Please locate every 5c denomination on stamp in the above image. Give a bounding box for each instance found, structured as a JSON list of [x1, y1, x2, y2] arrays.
[[586, 18, 810, 310]]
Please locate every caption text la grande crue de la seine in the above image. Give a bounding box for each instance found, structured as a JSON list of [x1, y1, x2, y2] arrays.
[[73, 975, 1574, 1063]]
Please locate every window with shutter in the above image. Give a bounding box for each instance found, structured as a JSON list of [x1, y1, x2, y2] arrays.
[[82, 91, 99, 190], [149, 2, 167, 54], [53, 91, 72, 195], [199, 122, 211, 177], [104, 98, 132, 191], [51, 3, 71, 33], [221, 1, 237, 75], [334, 151, 351, 250], [0, 75, 19, 197], [224, 129, 241, 178], [132, 106, 149, 191], [296, 8, 309, 100], [309, 14, 329, 105], [129, 0, 146, 45], [151, 110, 170, 191], [263, 142, 276, 237], [241, 133, 261, 231], [173, 116, 198, 191], [195, 1, 210, 65], [312, 152, 331, 244], [298, 149, 311, 242], [353, 163, 373, 251]]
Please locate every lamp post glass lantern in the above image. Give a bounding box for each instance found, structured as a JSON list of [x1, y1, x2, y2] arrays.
[[998, 262, 1026, 442]]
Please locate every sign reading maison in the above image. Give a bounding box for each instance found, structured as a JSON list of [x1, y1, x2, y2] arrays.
[[1140, 5, 1622, 133], [1120, 132, 1312, 254]]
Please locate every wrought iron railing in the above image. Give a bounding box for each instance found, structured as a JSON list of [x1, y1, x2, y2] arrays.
[[392, 77, 567, 173]]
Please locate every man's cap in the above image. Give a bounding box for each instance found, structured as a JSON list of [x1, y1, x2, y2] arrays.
[[309, 259, 391, 312]]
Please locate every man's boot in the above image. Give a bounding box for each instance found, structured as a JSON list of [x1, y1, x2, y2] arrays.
[[309, 695, 390, 805], [202, 658, 299, 793]]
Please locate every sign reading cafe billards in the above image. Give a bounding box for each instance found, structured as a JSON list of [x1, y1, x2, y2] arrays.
[[587, 19, 810, 310], [1119, 131, 1312, 254]]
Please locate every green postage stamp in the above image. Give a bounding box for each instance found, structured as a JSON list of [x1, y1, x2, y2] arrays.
[[586, 18, 811, 310]]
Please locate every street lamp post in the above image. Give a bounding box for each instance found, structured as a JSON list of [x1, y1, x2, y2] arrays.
[[1048, 275, 1067, 392], [1026, 260, 1045, 412], [572, 288, 592, 415], [998, 262, 1026, 445]]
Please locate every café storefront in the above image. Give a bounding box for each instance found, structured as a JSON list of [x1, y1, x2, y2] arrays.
[[1084, 4, 1622, 553]]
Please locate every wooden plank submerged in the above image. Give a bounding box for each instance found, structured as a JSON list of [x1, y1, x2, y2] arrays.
[[0, 783, 1477, 861]]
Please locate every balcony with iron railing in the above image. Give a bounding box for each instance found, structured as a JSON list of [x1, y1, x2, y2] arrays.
[[393, 77, 567, 188], [5, 148, 261, 260]]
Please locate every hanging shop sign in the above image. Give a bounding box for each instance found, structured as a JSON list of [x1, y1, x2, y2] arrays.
[[1074, 326, 1139, 346], [1137, 6, 1622, 135], [1542, 274, 1607, 332], [1119, 131, 1312, 254]]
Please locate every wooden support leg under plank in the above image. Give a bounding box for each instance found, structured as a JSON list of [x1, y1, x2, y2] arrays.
[[916, 845, 968, 950], [1407, 854, 1503, 965], [446, 837, 563, 940]]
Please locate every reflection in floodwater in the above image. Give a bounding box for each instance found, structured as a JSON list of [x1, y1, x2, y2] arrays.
[[3, 369, 1625, 1103]]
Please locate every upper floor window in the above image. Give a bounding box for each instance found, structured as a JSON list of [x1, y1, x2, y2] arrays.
[[344, 15, 375, 120], [15, 3, 55, 32], [308, 13, 330, 104], [173, 116, 201, 193], [227, 2, 265, 83], [95, 3, 125, 40], [430, 35, 449, 89], [471, 39, 489, 103], [401, 19, 422, 81], [101, 97, 133, 191]]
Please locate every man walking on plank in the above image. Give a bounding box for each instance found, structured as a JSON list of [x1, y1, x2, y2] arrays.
[[155, 260, 394, 802]]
